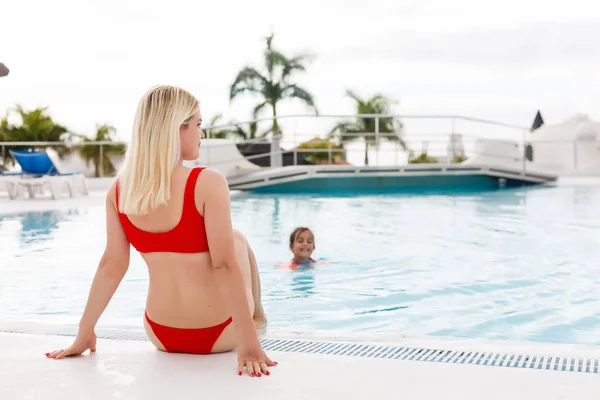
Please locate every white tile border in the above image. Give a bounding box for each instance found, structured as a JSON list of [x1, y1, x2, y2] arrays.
[[2, 321, 599, 374]]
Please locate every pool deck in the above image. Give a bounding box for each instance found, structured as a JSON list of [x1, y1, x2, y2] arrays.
[[2, 176, 600, 398], [2, 329, 600, 399]]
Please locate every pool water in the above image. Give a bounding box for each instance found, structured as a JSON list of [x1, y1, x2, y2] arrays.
[[1, 184, 600, 346]]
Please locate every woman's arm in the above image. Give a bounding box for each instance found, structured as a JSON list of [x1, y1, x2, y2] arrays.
[[199, 170, 275, 376], [78, 183, 131, 331], [200, 170, 259, 345], [48, 183, 130, 359]]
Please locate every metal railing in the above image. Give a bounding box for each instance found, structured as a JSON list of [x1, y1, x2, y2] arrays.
[[0, 114, 589, 176], [205, 114, 529, 144], [197, 134, 517, 169]]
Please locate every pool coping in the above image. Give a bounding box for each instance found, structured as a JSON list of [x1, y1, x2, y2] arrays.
[[2, 321, 599, 375], [1, 175, 598, 216]]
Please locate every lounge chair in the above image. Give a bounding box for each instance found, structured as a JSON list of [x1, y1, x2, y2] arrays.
[[8, 149, 89, 199], [0, 168, 22, 199]]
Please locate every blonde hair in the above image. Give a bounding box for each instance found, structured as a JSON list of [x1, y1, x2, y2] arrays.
[[117, 85, 199, 215]]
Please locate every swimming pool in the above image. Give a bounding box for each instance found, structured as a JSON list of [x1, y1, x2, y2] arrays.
[[1, 184, 600, 346]]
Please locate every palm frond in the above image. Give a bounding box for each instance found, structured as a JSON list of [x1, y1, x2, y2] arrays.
[[252, 102, 269, 119], [229, 67, 269, 100], [208, 114, 224, 126], [281, 54, 313, 79], [282, 84, 318, 114], [328, 121, 362, 139], [265, 50, 289, 77], [344, 89, 364, 106]]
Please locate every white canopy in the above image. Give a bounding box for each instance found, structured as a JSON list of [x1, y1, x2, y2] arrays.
[[529, 114, 600, 142]]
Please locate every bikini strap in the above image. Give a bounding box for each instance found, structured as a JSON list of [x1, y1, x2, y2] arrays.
[[117, 169, 204, 215], [183, 167, 205, 213]]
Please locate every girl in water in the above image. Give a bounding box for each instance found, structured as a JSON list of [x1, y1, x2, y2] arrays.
[[45, 85, 274, 377], [287, 227, 316, 270]]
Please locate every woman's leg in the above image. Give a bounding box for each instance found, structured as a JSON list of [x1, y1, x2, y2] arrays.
[[231, 229, 255, 315], [232, 229, 267, 326], [247, 244, 267, 328], [211, 229, 267, 352]]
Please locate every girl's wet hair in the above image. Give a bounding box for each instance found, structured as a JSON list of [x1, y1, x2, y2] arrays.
[[289, 227, 315, 249]]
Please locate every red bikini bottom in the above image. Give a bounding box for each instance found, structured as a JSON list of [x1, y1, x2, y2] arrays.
[[145, 311, 233, 354]]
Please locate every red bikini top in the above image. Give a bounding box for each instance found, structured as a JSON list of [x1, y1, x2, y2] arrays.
[[115, 168, 209, 253]]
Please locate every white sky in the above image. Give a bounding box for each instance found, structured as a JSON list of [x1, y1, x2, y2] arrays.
[[1, 0, 599, 145]]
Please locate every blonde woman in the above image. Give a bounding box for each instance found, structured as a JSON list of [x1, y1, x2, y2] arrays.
[[46, 85, 275, 377]]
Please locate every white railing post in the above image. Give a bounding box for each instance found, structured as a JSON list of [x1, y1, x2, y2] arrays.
[[375, 116, 380, 166], [270, 133, 283, 168], [573, 141, 578, 170], [451, 117, 456, 161], [521, 130, 525, 174]]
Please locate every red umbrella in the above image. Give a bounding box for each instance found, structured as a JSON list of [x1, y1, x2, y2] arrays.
[[0, 63, 9, 77]]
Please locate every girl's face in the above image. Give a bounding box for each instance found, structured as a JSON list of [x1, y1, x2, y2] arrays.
[[291, 230, 315, 260]]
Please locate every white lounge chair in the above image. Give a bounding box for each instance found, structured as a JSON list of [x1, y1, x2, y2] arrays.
[[8, 149, 88, 199]]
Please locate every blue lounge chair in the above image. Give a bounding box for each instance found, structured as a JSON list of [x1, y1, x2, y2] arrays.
[[8, 149, 88, 199]]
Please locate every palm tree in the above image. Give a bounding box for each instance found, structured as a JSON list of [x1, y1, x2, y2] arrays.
[[229, 33, 318, 137], [204, 114, 251, 140], [0, 106, 71, 168], [77, 124, 125, 177], [329, 90, 406, 166], [232, 120, 259, 140]]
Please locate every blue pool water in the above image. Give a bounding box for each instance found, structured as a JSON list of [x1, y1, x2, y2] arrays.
[[1, 184, 600, 346]]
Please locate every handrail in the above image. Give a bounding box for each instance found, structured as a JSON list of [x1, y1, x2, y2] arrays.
[[0, 141, 127, 146], [204, 114, 530, 131], [0, 138, 583, 147], [0, 113, 585, 176]]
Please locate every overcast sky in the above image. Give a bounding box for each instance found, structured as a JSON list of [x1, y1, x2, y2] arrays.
[[1, 0, 599, 143]]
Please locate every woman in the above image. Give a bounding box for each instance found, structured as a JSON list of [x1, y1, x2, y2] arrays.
[[46, 85, 275, 377]]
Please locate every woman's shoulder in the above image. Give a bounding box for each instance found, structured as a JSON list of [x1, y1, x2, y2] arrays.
[[193, 167, 227, 187], [107, 177, 120, 198], [193, 167, 229, 201], [193, 166, 224, 179]]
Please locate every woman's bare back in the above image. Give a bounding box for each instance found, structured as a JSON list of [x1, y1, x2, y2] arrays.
[[120, 167, 229, 328]]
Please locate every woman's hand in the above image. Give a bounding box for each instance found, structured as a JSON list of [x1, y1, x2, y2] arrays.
[[237, 342, 277, 377], [46, 330, 97, 359]]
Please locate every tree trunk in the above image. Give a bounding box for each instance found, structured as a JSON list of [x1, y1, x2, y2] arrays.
[[94, 152, 100, 178], [271, 102, 279, 136], [364, 142, 369, 166]]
